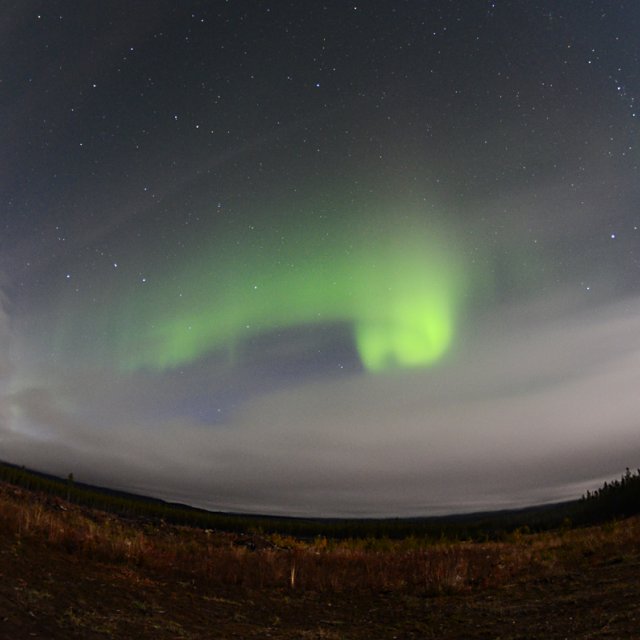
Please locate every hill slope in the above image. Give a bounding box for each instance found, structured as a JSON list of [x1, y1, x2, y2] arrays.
[[0, 480, 639, 639]]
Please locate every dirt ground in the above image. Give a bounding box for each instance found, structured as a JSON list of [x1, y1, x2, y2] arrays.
[[0, 526, 639, 640]]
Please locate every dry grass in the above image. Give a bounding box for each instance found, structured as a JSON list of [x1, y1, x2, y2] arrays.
[[1, 481, 639, 596]]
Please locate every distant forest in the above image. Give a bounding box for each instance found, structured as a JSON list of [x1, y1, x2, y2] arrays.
[[0, 460, 638, 541], [580, 467, 640, 521]]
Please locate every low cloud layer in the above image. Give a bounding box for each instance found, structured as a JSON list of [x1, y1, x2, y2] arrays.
[[2, 290, 639, 517]]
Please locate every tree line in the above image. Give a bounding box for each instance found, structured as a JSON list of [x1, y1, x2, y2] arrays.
[[0, 460, 637, 540]]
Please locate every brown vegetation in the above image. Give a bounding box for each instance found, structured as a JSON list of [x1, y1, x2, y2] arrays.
[[0, 482, 522, 593], [1, 480, 639, 638]]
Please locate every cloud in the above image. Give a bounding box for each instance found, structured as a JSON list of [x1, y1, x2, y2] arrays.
[[2, 288, 640, 516]]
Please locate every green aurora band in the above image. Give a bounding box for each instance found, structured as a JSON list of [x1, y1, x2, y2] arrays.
[[52, 212, 467, 374]]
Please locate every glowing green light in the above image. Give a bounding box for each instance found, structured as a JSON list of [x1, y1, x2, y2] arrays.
[[351, 230, 458, 372], [51, 206, 467, 374], [356, 295, 453, 372]]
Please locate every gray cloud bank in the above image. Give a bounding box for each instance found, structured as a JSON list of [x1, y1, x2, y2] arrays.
[[2, 290, 640, 517]]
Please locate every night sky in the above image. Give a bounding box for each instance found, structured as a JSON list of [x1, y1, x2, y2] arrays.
[[2, 1, 640, 516]]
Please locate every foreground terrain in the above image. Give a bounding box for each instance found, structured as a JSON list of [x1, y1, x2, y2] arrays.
[[0, 482, 638, 639]]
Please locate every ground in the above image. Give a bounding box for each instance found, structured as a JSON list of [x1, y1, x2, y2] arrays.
[[0, 483, 638, 639]]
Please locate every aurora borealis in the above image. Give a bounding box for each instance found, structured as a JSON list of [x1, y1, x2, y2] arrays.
[[2, 2, 640, 516], [49, 209, 466, 373]]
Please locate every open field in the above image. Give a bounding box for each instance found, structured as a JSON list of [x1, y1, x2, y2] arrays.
[[0, 480, 639, 638]]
